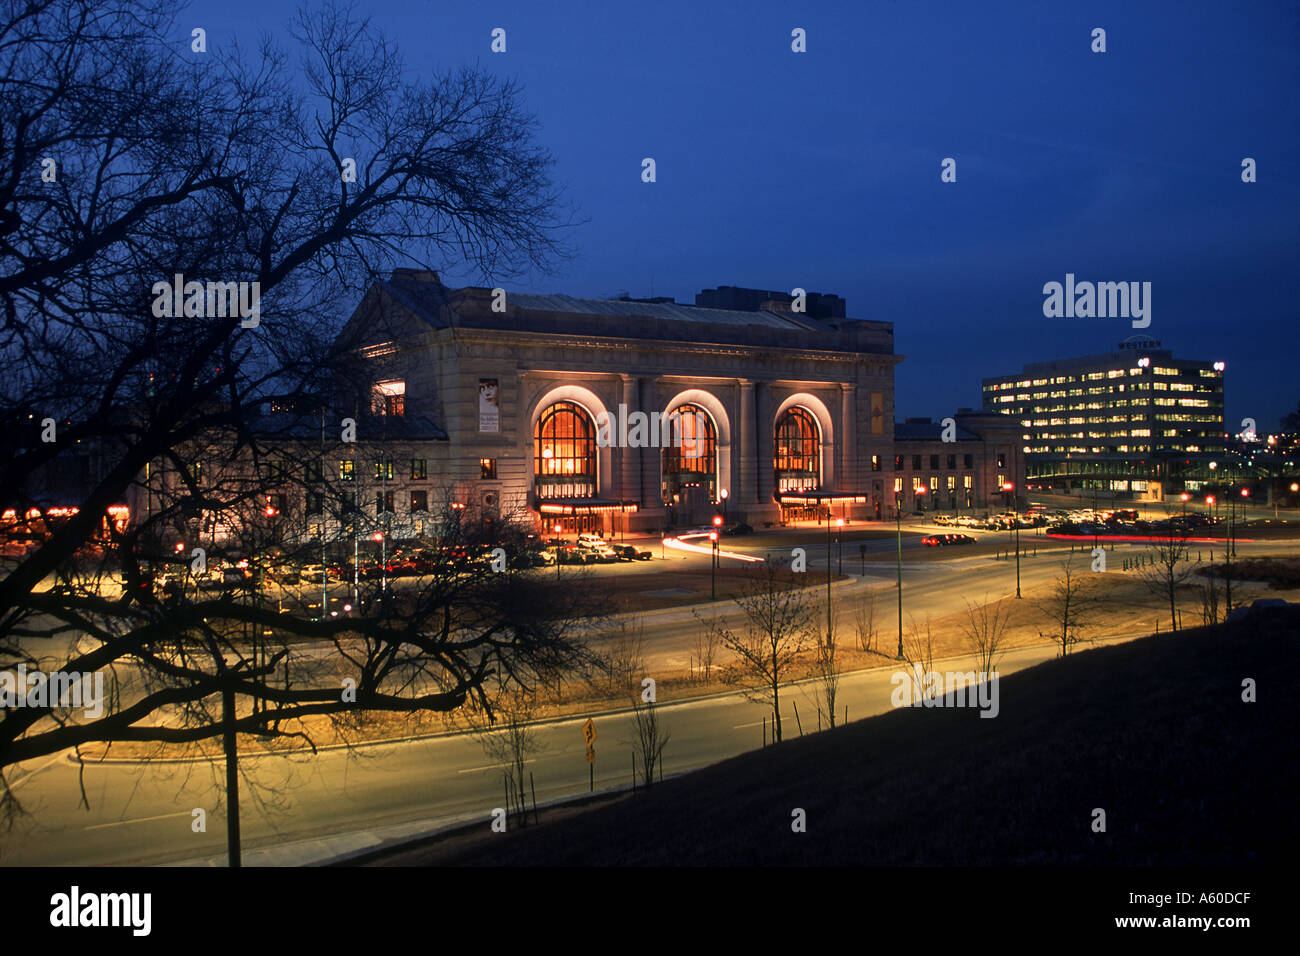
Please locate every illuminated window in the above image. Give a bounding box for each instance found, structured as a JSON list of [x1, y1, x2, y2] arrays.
[[534, 401, 597, 499], [339, 459, 355, 482], [480, 457, 497, 479], [662, 405, 717, 502], [411, 459, 427, 480], [371, 380, 406, 417], [410, 491, 428, 512], [374, 460, 394, 481], [774, 407, 820, 492]]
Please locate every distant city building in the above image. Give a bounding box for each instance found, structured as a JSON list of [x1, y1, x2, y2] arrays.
[[982, 336, 1225, 499], [892, 411, 1025, 514]]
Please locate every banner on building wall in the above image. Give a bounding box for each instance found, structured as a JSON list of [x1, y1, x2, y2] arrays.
[[870, 391, 884, 435], [479, 379, 499, 432]]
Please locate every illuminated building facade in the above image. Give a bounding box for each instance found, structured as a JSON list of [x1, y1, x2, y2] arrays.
[[982, 336, 1225, 499], [339, 271, 901, 535]]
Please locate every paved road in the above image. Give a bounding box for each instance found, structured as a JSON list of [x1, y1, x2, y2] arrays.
[[1, 529, 1293, 867], [1, 633, 1133, 867]]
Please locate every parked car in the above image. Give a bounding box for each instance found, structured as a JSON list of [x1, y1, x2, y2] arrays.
[[922, 533, 978, 547], [613, 544, 653, 561], [585, 544, 620, 563], [722, 522, 754, 536]]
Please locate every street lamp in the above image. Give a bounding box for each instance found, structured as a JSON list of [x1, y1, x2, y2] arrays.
[[708, 530, 719, 599], [553, 522, 562, 580], [1180, 491, 1190, 521], [895, 490, 904, 659], [1003, 481, 1021, 599]]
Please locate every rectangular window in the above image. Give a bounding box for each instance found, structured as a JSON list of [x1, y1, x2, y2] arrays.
[[411, 458, 427, 480], [929, 454, 939, 469], [963, 475, 972, 489], [894, 477, 903, 494], [871, 454, 881, 472], [996, 453, 1006, 469], [371, 380, 406, 417], [374, 460, 394, 481], [963, 454, 973, 469], [480, 457, 497, 479], [306, 492, 323, 515], [339, 459, 355, 482], [306, 461, 323, 483], [912, 455, 922, 470], [946, 454, 956, 470], [376, 491, 394, 513], [894, 455, 903, 472], [410, 490, 428, 513]]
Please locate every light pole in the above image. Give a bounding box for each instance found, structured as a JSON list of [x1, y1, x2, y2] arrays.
[[1003, 482, 1021, 598], [709, 530, 719, 600], [895, 491, 904, 659], [553, 522, 562, 580], [1180, 491, 1189, 522], [836, 516, 844, 575]]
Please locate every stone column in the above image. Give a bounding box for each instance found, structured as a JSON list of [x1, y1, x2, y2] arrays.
[[619, 374, 638, 503], [737, 379, 754, 507], [840, 383, 857, 495], [755, 381, 773, 505]]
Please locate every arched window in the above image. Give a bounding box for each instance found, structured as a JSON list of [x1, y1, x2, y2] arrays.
[[661, 404, 717, 503], [774, 406, 820, 492], [534, 401, 597, 498]]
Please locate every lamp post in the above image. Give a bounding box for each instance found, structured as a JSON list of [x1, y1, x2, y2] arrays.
[[553, 522, 562, 581], [895, 491, 904, 659], [836, 516, 844, 575], [1003, 482, 1021, 598], [720, 488, 728, 523], [709, 530, 719, 600], [1180, 491, 1189, 521]]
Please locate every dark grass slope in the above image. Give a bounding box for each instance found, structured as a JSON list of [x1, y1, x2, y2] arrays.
[[407, 612, 1298, 866]]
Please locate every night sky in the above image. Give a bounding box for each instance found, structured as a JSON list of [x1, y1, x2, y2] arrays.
[[183, 0, 1300, 430]]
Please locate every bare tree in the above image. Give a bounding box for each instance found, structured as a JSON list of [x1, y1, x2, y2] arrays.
[[961, 595, 1012, 676], [813, 623, 839, 729], [600, 617, 644, 697], [1199, 562, 1222, 626], [900, 614, 938, 702], [854, 586, 880, 653], [0, 0, 594, 850], [473, 688, 544, 828], [1037, 557, 1095, 656], [707, 560, 814, 743], [690, 612, 721, 684], [1137, 535, 1193, 632], [630, 695, 669, 789]]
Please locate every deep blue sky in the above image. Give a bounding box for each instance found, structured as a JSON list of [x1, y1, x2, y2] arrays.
[[186, 0, 1300, 430]]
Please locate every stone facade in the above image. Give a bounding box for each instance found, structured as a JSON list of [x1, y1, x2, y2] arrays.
[[339, 271, 902, 534]]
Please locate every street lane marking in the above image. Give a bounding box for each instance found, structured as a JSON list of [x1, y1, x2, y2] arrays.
[[85, 810, 193, 831], [456, 759, 538, 775]]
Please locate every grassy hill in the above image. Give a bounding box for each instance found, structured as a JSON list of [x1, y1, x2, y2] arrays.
[[366, 608, 1298, 866]]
